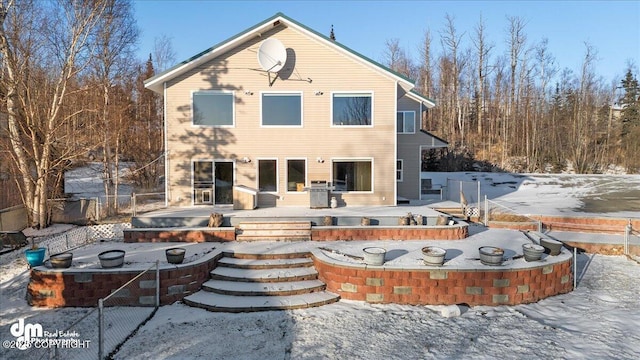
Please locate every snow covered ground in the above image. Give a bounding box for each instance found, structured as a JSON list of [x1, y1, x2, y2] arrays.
[[1, 173, 639, 359]]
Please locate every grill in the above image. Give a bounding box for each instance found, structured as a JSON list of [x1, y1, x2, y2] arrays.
[[309, 180, 329, 208]]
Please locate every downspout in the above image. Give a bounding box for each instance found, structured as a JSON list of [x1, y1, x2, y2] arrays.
[[419, 100, 423, 200], [164, 82, 170, 207], [393, 82, 398, 206]]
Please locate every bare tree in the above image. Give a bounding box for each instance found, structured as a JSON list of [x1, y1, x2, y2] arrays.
[[504, 16, 527, 167], [91, 0, 138, 215], [1, 0, 108, 228], [153, 34, 176, 73], [471, 13, 493, 138]]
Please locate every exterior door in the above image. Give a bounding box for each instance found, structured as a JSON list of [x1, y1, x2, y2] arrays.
[[193, 160, 234, 205], [193, 161, 214, 205], [214, 161, 233, 204]]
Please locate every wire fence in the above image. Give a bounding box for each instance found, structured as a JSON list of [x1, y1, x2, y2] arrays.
[[0, 224, 131, 266], [99, 261, 159, 359], [624, 221, 640, 260], [483, 197, 542, 230]]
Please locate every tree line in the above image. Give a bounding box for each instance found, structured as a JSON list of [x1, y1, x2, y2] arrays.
[[0, 0, 165, 227], [383, 14, 639, 174], [1, 1, 638, 228]]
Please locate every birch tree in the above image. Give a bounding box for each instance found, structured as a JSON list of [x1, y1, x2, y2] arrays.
[[0, 0, 107, 228]]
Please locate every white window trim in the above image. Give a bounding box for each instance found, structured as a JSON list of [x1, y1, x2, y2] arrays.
[[256, 158, 279, 194], [397, 111, 416, 134], [191, 90, 235, 128], [330, 157, 375, 193], [330, 91, 374, 127], [396, 159, 404, 182], [260, 91, 304, 128], [285, 157, 308, 194]]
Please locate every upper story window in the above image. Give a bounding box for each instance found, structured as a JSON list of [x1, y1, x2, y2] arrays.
[[397, 111, 416, 133], [192, 91, 234, 126], [332, 92, 372, 126], [261, 92, 302, 126]]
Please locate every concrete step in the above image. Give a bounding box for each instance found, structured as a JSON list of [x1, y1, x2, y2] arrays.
[[217, 257, 314, 269], [202, 279, 326, 296], [235, 221, 312, 241], [183, 291, 340, 313], [236, 235, 311, 242], [222, 251, 311, 260], [210, 266, 318, 283], [237, 221, 312, 230]]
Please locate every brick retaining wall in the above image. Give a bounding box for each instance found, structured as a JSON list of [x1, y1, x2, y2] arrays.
[[27, 253, 222, 307], [311, 225, 468, 241], [312, 256, 573, 306], [124, 228, 236, 243]]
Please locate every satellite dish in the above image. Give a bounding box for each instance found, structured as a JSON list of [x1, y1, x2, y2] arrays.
[[257, 38, 287, 73]]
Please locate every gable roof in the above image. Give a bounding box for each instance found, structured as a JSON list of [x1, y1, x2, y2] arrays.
[[144, 12, 434, 106], [419, 129, 449, 148]]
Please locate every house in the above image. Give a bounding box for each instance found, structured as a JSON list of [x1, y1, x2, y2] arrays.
[[145, 12, 447, 208]]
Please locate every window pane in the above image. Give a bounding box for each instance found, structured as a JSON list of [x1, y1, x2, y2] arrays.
[[333, 94, 372, 125], [287, 160, 306, 191], [332, 161, 372, 191], [405, 112, 415, 132], [262, 94, 301, 126], [193, 92, 233, 126], [397, 113, 404, 132], [258, 160, 277, 192]]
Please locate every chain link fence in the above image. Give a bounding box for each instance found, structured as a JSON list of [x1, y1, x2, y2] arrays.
[[99, 262, 159, 359], [625, 221, 640, 261]]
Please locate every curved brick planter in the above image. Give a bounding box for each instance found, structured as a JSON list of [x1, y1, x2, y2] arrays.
[[311, 250, 573, 306], [27, 251, 223, 308]]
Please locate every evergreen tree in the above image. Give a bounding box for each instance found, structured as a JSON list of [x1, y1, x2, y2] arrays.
[[619, 68, 640, 137]]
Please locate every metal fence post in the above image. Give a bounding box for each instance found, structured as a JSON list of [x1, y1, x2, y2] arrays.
[[484, 195, 488, 225], [98, 298, 104, 360], [573, 247, 577, 289], [155, 260, 160, 308], [132, 193, 137, 217], [625, 220, 632, 255]]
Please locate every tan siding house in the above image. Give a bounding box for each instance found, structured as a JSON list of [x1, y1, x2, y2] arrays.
[[145, 13, 445, 208]]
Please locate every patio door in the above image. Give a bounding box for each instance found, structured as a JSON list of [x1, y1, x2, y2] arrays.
[[193, 161, 234, 205]]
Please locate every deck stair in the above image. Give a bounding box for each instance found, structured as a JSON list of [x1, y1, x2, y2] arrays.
[[235, 221, 312, 241], [183, 251, 340, 312]]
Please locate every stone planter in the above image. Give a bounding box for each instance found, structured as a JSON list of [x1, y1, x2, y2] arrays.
[[522, 243, 545, 262], [50, 253, 73, 269], [479, 246, 504, 266], [166, 247, 186, 264], [25, 248, 46, 267], [540, 237, 563, 256], [422, 246, 446, 266], [98, 250, 125, 268], [363, 247, 386, 266]]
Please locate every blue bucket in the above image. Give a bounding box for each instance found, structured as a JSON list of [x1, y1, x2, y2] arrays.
[[25, 248, 46, 267]]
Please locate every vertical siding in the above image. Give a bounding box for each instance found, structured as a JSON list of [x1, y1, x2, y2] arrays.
[[165, 25, 399, 207]]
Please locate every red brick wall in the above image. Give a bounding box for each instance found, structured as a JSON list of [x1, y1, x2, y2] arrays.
[[124, 229, 236, 243], [28, 253, 222, 307], [312, 257, 573, 306], [311, 226, 468, 241]]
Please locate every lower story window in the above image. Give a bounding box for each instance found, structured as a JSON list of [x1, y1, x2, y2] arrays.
[[332, 160, 372, 192], [258, 159, 277, 192], [287, 159, 306, 192]]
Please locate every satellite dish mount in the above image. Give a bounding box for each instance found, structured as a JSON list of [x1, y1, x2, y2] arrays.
[[257, 38, 287, 87]]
